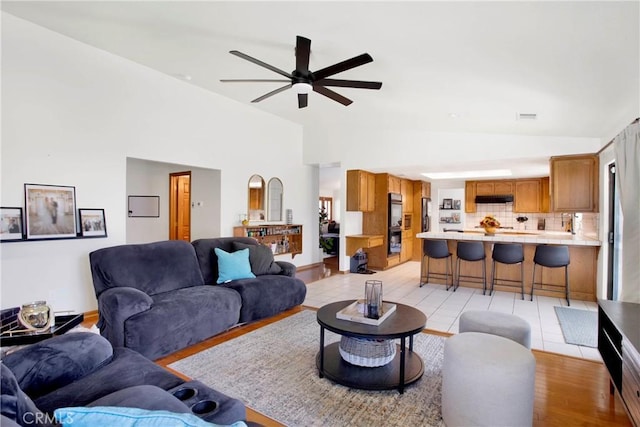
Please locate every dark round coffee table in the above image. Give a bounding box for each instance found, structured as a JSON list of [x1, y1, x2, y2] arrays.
[[316, 300, 427, 394]]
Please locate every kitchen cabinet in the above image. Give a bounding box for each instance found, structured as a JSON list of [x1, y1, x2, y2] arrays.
[[388, 175, 401, 194], [401, 229, 414, 262], [414, 180, 431, 199], [541, 177, 550, 213], [401, 179, 414, 213], [550, 154, 599, 212], [346, 169, 375, 212], [465, 181, 476, 213], [475, 180, 514, 195], [514, 179, 541, 213]]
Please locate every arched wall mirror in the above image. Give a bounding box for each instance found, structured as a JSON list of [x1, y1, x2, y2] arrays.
[[247, 174, 265, 221], [267, 178, 283, 222]]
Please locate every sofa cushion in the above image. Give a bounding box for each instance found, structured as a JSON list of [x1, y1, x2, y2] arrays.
[[123, 286, 241, 360], [214, 248, 255, 284], [53, 406, 248, 427], [232, 242, 282, 276], [1, 364, 52, 427], [33, 347, 183, 413], [221, 275, 307, 323], [90, 240, 205, 297], [2, 333, 113, 400]]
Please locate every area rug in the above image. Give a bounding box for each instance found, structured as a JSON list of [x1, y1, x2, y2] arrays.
[[169, 310, 445, 427], [554, 306, 597, 348]]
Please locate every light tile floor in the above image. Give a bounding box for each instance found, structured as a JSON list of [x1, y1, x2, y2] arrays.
[[304, 260, 601, 361]]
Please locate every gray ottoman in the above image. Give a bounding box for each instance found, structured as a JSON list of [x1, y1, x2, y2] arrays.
[[442, 332, 536, 427], [459, 310, 532, 348]]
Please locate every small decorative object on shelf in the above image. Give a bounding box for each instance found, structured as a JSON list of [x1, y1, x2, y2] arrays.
[[365, 280, 383, 319], [286, 209, 293, 225], [480, 215, 500, 235]]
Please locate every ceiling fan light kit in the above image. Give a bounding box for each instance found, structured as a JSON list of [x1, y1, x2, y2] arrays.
[[222, 36, 382, 108]]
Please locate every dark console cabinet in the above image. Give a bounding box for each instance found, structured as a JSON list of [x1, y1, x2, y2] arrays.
[[598, 300, 640, 426]]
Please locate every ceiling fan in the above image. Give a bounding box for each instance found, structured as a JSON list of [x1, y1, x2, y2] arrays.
[[221, 36, 382, 108]]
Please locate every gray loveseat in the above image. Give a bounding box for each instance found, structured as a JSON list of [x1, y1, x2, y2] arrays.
[[1, 332, 246, 426], [89, 238, 306, 360]]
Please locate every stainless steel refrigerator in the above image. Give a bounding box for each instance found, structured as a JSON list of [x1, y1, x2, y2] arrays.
[[421, 198, 432, 232]]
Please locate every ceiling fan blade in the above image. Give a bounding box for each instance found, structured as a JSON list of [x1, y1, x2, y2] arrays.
[[230, 50, 292, 79], [313, 86, 353, 106], [312, 53, 373, 80], [251, 84, 292, 103], [221, 79, 291, 83], [315, 79, 382, 89], [295, 36, 311, 73], [298, 93, 308, 109]]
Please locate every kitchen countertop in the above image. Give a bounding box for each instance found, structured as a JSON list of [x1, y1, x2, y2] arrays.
[[416, 229, 601, 246]]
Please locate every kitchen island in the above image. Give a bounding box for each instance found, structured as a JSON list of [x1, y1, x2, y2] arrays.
[[416, 230, 601, 301]]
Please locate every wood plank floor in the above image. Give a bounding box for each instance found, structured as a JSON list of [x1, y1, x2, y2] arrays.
[[85, 259, 632, 427]]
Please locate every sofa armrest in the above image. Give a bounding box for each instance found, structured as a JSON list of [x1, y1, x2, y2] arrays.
[[2, 333, 113, 400], [98, 287, 153, 348], [275, 261, 296, 277]]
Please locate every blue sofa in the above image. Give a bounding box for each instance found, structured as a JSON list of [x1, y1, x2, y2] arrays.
[[89, 238, 306, 360], [0, 332, 246, 427]]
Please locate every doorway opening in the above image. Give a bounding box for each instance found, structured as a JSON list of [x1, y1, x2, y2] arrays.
[[169, 171, 191, 241]]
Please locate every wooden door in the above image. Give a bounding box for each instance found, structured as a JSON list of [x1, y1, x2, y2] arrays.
[[169, 171, 191, 241], [465, 181, 477, 213], [551, 155, 598, 212]]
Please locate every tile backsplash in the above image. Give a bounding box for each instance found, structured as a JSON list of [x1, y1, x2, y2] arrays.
[[466, 203, 598, 235]]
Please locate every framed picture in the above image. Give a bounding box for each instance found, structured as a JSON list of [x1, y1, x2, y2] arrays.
[[79, 209, 107, 237], [0, 207, 24, 241], [453, 199, 461, 210], [443, 198, 453, 209], [24, 184, 77, 240]]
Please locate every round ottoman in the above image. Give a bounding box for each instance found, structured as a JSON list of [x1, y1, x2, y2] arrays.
[[442, 332, 536, 427], [459, 310, 532, 348]]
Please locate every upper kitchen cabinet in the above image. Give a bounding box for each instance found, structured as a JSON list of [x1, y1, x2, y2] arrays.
[[347, 169, 376, 212], [518, 176, 550, 213], [388, 175, 401, 194], [465, 181, 477, 213], [415, 180, 431, 199], [401, 179, 414, 213], [550, 154, 599, 212], [475, 180, 514, 195]]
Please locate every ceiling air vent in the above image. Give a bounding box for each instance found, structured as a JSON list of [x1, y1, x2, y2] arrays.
[[517, 112, 537, 121]]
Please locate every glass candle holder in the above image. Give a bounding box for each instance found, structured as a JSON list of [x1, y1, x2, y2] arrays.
[[364, 280, 383, 319]]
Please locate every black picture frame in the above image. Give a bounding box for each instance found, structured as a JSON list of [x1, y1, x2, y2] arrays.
[[0, 207, 24, 242], [24, 184, 77, 240], [79, 208, 107, 238], [453, 199, 461, 210], [443, 198, 453, 209]]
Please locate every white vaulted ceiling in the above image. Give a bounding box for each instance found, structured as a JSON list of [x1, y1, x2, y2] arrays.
[[2, 1, 639, 179]]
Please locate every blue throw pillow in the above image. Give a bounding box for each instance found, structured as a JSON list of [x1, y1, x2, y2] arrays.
[[54, 406, 248, 427], [214, 248, 256, 284]]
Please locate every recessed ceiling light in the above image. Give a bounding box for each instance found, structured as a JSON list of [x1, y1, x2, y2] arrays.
[[172, 73, 192, 81], [421, 169, 512, 180]]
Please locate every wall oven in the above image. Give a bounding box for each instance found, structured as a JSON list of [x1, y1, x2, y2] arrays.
[[388, 193, 402, 254]]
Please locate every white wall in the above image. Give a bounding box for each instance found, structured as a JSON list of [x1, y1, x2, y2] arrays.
[[125, 158, 222, 243], [0, 14, 314, 313]]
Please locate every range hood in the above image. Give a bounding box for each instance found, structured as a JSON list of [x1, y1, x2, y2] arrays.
[[474, 194, 514, 204]]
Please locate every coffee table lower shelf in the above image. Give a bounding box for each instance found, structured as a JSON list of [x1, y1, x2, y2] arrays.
[[316, 342, 424, 392]]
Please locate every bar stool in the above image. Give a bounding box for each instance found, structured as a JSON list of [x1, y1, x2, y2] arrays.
[[490, 243, 525, 299], [455, 241, 486, 293], [420, 239, 453, 290], [530, 245, 570, 306]]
